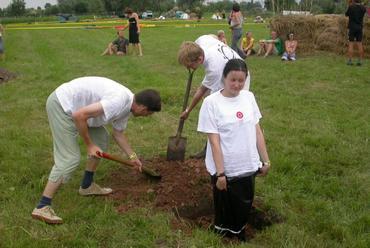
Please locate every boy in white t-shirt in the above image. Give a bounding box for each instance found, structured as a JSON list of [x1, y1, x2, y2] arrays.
[[198, 59, 270, 241], [31, 76, 161, 224], [177, 35, 251, 158]]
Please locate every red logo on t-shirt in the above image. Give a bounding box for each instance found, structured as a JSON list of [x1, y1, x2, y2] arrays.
[[236, 111, 243, 119]]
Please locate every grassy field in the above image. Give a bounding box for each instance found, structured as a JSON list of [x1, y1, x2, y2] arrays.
[[0, 20, 369, 247]]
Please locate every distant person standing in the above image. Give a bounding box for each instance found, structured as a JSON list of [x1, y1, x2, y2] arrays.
[[229, 3, 246, 59], [345, 0, 366, 66], [0, 24, 4, 60], [221, 10, 226, 19], [123, 8, 143, 56]]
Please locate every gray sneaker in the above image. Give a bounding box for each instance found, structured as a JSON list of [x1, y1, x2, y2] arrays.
[[79, 183, 112, 196], [31, 206, 63, 224]]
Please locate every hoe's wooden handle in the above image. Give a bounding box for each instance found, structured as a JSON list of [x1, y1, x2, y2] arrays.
[[98, 151, 136, 167], [97, 151, 161, 179]]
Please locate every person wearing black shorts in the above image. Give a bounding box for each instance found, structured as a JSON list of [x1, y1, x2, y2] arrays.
[[345, 0, 366, 66], [122, 8, 143, 56]]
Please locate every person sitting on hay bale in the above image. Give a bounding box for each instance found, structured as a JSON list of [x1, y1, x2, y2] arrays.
[[240, 31, 255, 57], [281, 33, 298, 61], [345, 0, 367, 66], [101, 30, 129, 56], [257, 31, 283, 58]]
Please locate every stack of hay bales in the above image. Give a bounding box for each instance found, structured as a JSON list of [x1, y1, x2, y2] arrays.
[[270, 15, 370, 57]]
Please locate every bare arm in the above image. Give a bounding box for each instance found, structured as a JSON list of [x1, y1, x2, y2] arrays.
[[256, 123, 270, 176], [285, 40, 289, 52], [180, 85, 209, 120], [122, 20, 129, 31], [245, 40, 253, 50], [112, 128, 142, 172], [291, 40, 297, 53], [72, 102, 104, 157], [208, 133, 227, 190], [134, 13, 140, 33]]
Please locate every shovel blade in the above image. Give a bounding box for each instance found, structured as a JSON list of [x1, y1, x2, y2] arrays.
[[167, 136, 187, 161]]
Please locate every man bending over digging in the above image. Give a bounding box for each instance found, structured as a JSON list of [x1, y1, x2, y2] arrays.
[[178, 34, 251, 159], [32, 76, 161, 224]]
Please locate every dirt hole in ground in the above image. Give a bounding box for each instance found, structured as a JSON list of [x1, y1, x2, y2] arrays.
[[0, 68, 16, 84], [106, 157, 282, 241]]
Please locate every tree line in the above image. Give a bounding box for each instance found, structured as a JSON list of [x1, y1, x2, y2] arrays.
[[0, 0, 364, 18]]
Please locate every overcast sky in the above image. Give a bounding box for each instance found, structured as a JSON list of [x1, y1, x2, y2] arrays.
[[0, 0, 57, 9]]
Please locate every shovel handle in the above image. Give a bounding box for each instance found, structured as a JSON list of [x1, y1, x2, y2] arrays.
[[97, 151, 161, 179], [176, 69, 194, 138]]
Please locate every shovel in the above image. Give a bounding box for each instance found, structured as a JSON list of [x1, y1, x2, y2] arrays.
[[97, 151, 161, 179], [167, 69, 194, 161]]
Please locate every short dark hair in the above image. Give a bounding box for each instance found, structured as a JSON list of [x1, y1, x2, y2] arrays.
[[232, 3, 240, 12], [125, 7, 133, 14], [223, 59, 248, 78], [134, 89, 161, 112]]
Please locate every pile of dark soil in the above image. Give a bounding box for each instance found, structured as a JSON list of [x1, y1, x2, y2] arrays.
[[106, 157, 282, 241], [0, 68, 16, 84]]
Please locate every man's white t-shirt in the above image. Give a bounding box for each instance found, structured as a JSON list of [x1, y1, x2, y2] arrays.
[[195, 35, 251, 93], [197, 90, 262, 177], [55, 76, 133, 131]]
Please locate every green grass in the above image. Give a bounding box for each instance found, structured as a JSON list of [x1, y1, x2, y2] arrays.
[[0, 21, 369, 247]]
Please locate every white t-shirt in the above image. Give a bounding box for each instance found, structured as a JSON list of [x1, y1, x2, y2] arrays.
[[197, 90, 262, 177], [55, 76, 133, 131], [195, 35, 251, 93]]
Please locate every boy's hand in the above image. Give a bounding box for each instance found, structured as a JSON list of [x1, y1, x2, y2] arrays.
[[131, 158, 142, 173], [87, 144, 102, 158], [258, 164, 270, 176], [216, 176, 227, 191], [180, 108, 190, 120]]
